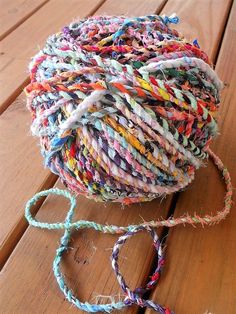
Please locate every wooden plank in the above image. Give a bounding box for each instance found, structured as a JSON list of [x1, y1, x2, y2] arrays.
[[0, 0, 49, 40], [146, 2, 236, 313], [0, 0, 104, 114], [0, 58, 30, 114], [0, 1, 168, 313], [0, 94, 57, 269], [0, 0, 105, 269], [96, 0, 167, 15]]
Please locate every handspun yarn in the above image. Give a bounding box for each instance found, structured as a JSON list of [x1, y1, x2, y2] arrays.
[[25, 14, 223, 204], [24, 14, 233, 314]]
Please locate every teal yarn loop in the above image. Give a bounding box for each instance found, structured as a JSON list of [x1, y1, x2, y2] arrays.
[[26, 188, 168, 313], [52, 193, 126, 313]]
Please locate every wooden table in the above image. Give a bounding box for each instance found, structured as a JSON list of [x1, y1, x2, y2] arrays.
[[0, 0, 235, 313]]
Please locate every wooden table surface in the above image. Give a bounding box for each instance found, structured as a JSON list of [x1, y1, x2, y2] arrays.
[[0, 0, 235, 313]]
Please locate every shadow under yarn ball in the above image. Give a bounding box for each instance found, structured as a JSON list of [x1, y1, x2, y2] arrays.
[[25, 15, 223, 204]]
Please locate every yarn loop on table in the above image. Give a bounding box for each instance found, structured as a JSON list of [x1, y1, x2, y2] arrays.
[[25, 14, 223, 204], [24, 14, 233, 314]]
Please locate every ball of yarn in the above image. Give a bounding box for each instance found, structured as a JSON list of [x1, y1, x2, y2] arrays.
[[25, 15, 223, 204]]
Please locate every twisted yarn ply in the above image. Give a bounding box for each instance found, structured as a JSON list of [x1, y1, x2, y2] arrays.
[[24, 14, 233, 313]]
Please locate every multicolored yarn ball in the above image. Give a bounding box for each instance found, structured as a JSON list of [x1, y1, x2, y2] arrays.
[[25, 14, 223, 205], [24, 14, 233, 314]]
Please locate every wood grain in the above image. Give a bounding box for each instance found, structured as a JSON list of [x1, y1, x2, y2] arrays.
[[96, 0, 167, 15], [146, 2, 236, 313], [0, 94, 58, 269], [0, 0, 104, 114], [0, 0, 106, 268], [162, 0, 232, 62], [0, 0, 49, 40]]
